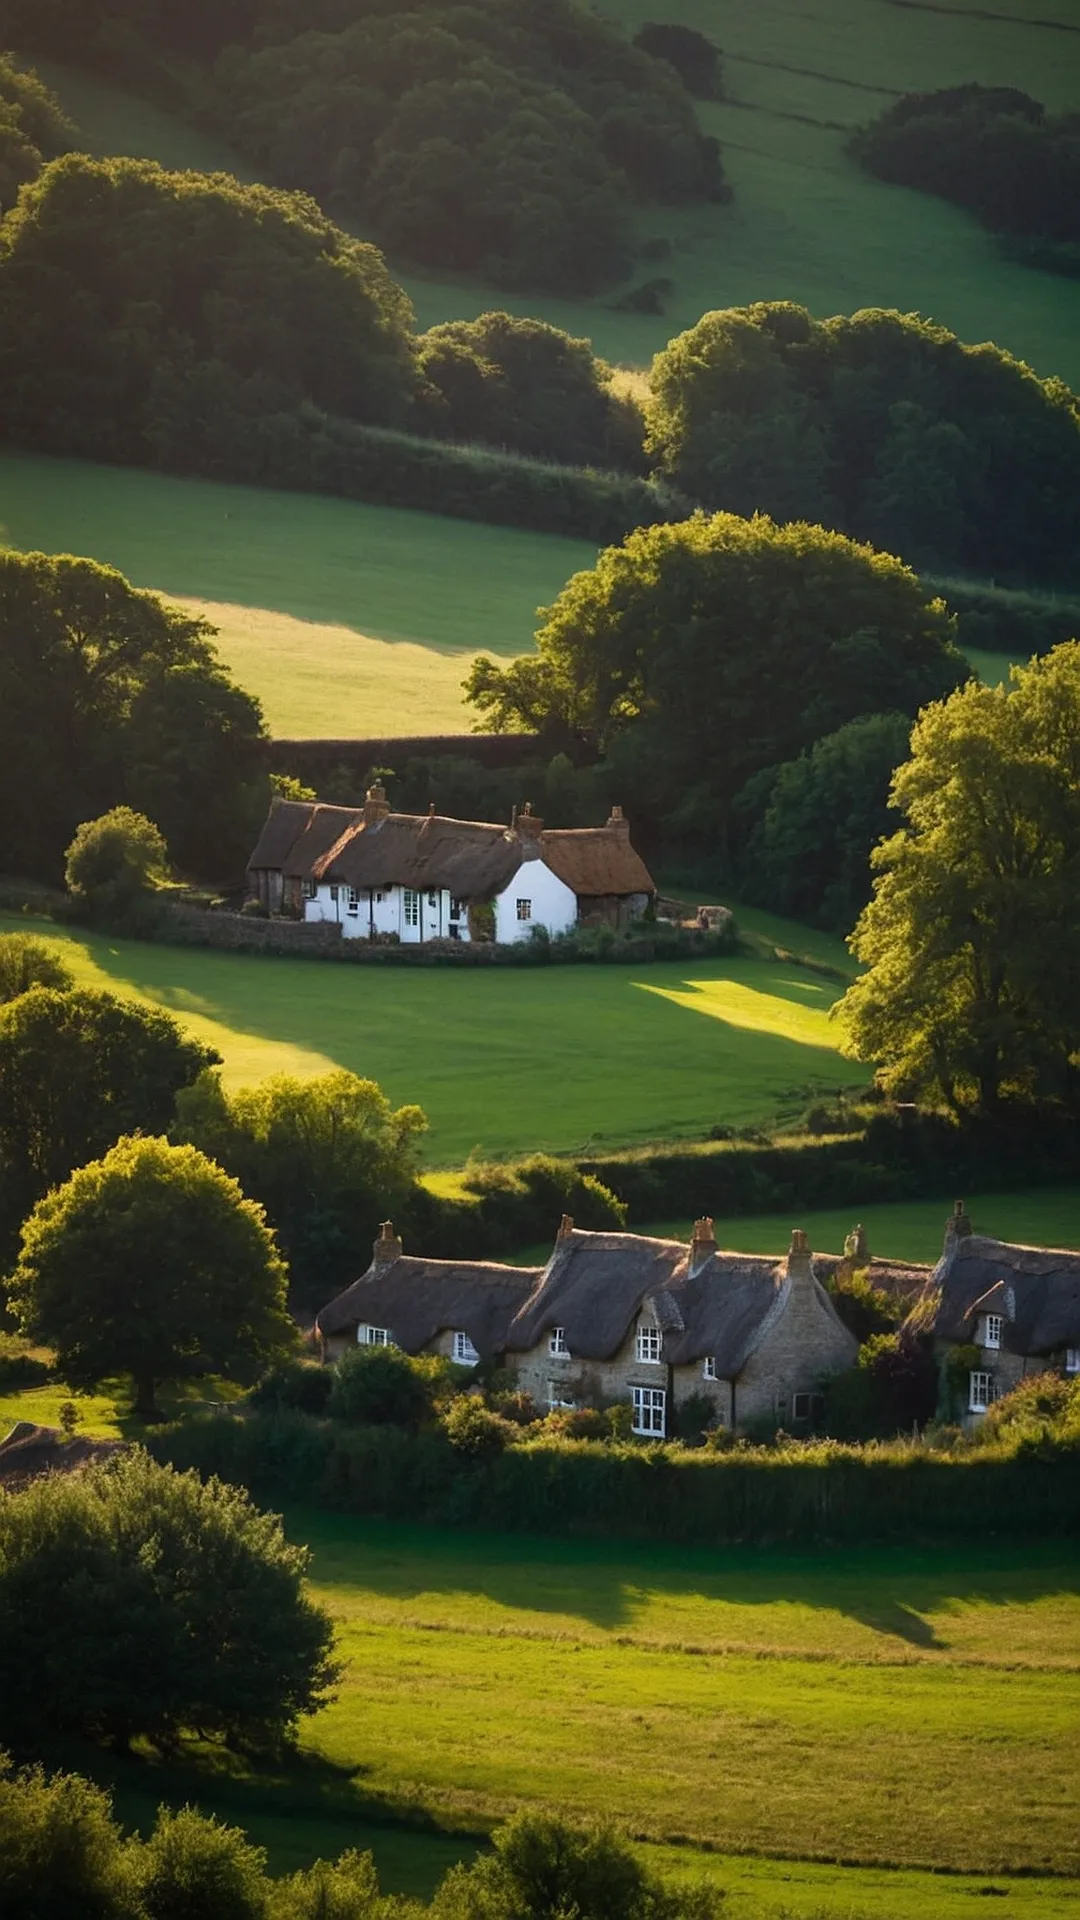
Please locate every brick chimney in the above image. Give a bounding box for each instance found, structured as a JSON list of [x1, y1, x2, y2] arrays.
[[363, 782, 390, 827], [606, 804, 630, 838], [372, 1220, 402, 1268], [513, 801, 544, 842], [786, 1227, 813, 1285], [690, 1216, 716, 1270], [556, 1213, 574, 1242], [945, 1198, 973, 1246]]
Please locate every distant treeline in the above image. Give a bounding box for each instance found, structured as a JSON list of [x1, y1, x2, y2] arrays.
[[852, 84, 1080, 275], [0, 0, 727, 296]]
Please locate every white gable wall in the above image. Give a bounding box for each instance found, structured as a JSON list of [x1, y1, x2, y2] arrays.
[[304, 883, 471, 942], [493, 858, 577, 943]]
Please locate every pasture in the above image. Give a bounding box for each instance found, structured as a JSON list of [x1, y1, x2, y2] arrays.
[[54, 1516, 1080, 1915], [0, 450, 593, 737], [0, 909, 868, 1164], [38, 1, 1080, 390]]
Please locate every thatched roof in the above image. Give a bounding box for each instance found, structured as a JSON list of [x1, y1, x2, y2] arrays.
[[930, 1233, 1080, 1354], [317, 814, 526, 898], [541, 827, 654, 898], [507, 1231, 688, 1359], [315, 1255, 539, 1354]]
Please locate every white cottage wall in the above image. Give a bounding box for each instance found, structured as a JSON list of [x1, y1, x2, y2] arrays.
[[493, 858, 577, 943], [305, 883, 472, 942]]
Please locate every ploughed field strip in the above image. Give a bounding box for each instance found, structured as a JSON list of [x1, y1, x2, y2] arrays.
[[296, 1517, 1080, 1876]]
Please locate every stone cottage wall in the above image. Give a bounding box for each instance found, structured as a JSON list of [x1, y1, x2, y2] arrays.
[[735, 1265, 858, 1426]]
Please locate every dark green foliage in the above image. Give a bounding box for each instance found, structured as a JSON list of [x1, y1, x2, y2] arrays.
[[0, 155, 418, 466], [852, 85, 1080, 250], [215, 0, 723, 295], [633, 23, 723, 100], [738, 712, 913, 931], [250, 1356, 334, 1416], [932, 577, 1080, 656], [431, 1811, 722, 1920], [822, 1332, 939, 1441], [269, 1848, 402, 1919], [0, 1757, 140, 1920], [440, 1394, 515, 1457], [172, 1069, 426, 1314], [135, 1807, 269, 1920], [645, 303, 1080, 584], [466, 511, 964, 865], [65, 807, 168, 932], [0, 986, 216, 1256], [417, 312, 644, 469], [10, 1135, 293, 1419], [0, 550, 268, 885], [0, 1450, 338, 1750], [0, 1334, 50, 1390], [0, 930, 73, 1002], [980, 1371, 1080, 1449], [826, 1271, 902, 1343], [0, 53, 73, 211], [327, 1346, 444, 1428], [453, 1154, 627, 1247]]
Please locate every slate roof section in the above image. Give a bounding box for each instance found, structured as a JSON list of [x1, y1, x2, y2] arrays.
[[931, 1233, 1080, 1354], [315, 1255, 539, 1355]]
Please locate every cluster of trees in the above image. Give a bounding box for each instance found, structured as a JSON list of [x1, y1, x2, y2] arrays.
[[0, 52, 71, 211], [852, 85, 1080, 269], [644, 302, 1080, 586], [839, 644, 1080, 1118], [0, 550, 268, 883], [466, 510, 965, 917], [213, 0, 725, 295]]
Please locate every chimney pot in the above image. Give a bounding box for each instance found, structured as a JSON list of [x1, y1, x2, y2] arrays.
[[786, 1227, 813, 1282], [556, 1213, 574, 1241], [946, 1199, 973, 1244], [364, 782, 390, 827], [690, 1216, 717, 1268], [607, 804, 630, 837], [516, 801, 544, 840]]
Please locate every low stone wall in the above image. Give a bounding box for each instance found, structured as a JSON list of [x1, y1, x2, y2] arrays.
[[165, 906, 344, 954]]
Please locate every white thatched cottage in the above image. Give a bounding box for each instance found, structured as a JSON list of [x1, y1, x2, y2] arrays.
[[315, 1217, 858, 1435], [247, 787, 655, 943]]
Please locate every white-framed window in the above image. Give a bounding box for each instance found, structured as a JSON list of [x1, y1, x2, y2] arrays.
[[1065, 1348, 1080, 1374], [549, 1326, 569, 1356], [452, 1331, 479, 1365], [983, 1313, 1003, 1349], [792, 1391, 825, 1425], [636, 1321, 662, 1364], [357, 1324, 389, 1346], [302, 879, 317, 899], [375, 890, 386, 904], [702, 1356, 717, 1380], [347, 886, 359, 915], [631, 1386, 666, 1436], [404, 889, 420, 928], [969, 1370, 995, 1412], [428, 891, 437, 908], [548, 1382, 576, 1411], [516, 898, 532, 921], [329, 884, 339, 902], [450, 897, 466, 921]]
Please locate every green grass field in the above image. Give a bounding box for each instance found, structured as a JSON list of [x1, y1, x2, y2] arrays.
[[45, 1516, 1080, 1915], [0, 449, 594, 737], [38, 0, 1080, 390], [0, 908, 868, 1164]]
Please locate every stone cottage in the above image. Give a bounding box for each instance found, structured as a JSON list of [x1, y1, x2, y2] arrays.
[[925, 1201, 1080, 1423], [246, 788, 655, 943], [315, 1217, 858, 1434]]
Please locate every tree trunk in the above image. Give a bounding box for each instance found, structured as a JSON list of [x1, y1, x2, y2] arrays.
[[135, 1372, 159, 1422]]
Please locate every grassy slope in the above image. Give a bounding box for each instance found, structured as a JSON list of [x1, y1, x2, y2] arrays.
[[0, 449, 594, 736], [0, 909, 868, 1164]]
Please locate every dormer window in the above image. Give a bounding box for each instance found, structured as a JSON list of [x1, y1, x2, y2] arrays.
[[636, 1322, 662, 1364], [702, 1356, 717, 1381], [982, 1313, 1003, 1349], [452, 1331, 479, 1365], [357, 1324, 389, 1346], [1065, 1348, 1080, 1375], [549, 1326, 569, 1356]]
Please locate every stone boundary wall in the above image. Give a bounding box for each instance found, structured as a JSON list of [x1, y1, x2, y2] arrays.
[[165, 906, 344, 954]]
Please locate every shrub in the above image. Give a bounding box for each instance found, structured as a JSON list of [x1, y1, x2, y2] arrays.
[[65, 807, 168, 933], [0, 931, 73, 1003], [327, 1345, 445, 1428], [431, 1809, 723, 1920], [673, 1390, 718, 1445], [135, 1806, 269, 1920], [0, 1333, 50, 1391], [440, 1395, 516, 1458], [978, 1371, 1080, 1450], [0, 1756, 139, 1920], [250, 1357, 334, 1417], [827, 1270, 902, 1342]]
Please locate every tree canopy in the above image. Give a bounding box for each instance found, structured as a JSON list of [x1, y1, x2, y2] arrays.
[[0, 155, 419, 469], [0, 1451, 336, 1749], [839, 643, 1080, 1115], [65, 807, 168, 928], [0, 549, 268, 882], [644, 302, 1080, 585], [11, 1134, 293, 1418], [465, 511, 964, 858], [0, 53, 72, 211], [0, 930, 73, 1002], [0, 985, 216, 1254]]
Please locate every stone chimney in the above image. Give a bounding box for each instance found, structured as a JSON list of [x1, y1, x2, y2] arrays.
[[945, 1198, 973, 1246], [690, 1216, 716, 1270], [606, 804, 630, 838], [363, 782, 390, 827], [556, 1213, 574, 1242], [372, 1219, 402, 1269], [513, 801, 544, 842], [786, 1226, 813, 1285]]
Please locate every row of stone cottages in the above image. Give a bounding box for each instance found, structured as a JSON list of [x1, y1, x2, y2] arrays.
[[246, 786, 656, 943], [314, 1202, 1080, 1434]]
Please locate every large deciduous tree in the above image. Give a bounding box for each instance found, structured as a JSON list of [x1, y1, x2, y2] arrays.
[[838, 643, 1080, 1115], [465, 511, 963, 859], [10, 1135, 292, 1418], [0, 550, 268, 882], [65, 806, 168, 929], [0, 1451, 337, 1750]]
